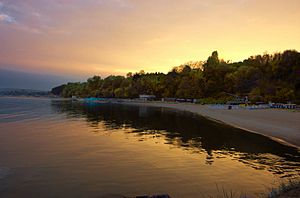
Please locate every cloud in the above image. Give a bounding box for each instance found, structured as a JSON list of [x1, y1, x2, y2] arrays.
[[0, 13, 16, 23]]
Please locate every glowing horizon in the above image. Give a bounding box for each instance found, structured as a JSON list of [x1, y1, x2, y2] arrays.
[[0, 0, 299, 78]]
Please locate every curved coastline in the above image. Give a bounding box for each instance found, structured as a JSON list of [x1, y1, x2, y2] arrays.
[[118, 101, 300, 149]]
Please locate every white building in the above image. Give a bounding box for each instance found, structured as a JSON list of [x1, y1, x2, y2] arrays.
[[139, 95, 156, 101]]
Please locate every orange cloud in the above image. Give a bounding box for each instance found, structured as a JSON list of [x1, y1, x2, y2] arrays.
[[0, 0, 299, 78]]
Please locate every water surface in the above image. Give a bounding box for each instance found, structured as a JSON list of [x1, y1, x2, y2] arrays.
[[0, 97, 299, 197]]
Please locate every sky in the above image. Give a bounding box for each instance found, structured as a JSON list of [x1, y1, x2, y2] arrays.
[[0, 68, 79, 90], [0, 0, 299, 80]]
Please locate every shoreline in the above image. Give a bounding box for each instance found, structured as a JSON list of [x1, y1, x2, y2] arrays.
[[117, 101, 300, 149]]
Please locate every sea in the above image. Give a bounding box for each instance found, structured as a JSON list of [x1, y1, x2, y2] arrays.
[[0, 97, 299, 197]]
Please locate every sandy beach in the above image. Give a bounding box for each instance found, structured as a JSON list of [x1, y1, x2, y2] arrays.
[[120, 101, 300, 148]]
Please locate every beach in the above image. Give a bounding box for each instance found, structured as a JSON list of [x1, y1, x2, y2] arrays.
[[121, 101, 300, 148]]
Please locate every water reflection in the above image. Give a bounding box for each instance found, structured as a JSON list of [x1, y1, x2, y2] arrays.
[[51, 100, 300, 178]]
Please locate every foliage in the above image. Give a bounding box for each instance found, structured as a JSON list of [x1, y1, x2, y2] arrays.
[[267, 180, 300, 198], [51, 50, 300, 104]]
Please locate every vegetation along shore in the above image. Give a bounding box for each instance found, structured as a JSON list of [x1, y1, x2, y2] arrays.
[[51, 50, 300, 104], [51, 50, 300, 148]]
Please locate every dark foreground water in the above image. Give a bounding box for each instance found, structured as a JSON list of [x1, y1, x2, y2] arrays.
[[0, 97, 299, 198]]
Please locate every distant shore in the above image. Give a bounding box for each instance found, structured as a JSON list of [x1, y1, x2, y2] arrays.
[[118, 101, 300, 148]]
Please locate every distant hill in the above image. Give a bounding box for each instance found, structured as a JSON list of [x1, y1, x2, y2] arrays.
[[0, 68, 80, 91], [0, 88, 49, 97]]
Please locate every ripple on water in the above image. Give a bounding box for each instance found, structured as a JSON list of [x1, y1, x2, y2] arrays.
[[0, 167, 10, 180], [0, 98, 300, 197]]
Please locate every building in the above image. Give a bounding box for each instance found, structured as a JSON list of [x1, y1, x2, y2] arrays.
[[139, 95, 156, 101]]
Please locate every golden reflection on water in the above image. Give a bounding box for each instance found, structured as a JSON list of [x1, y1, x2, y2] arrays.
[[0, 98, 299, 197], [0, 119, 279, 197]]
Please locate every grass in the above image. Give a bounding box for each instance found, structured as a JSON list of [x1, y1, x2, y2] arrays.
[[203, 180, 300, 198], [205, 184, 249, 198], [266, 180, 300, 198]]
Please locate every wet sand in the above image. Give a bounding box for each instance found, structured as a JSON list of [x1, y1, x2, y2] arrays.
[[120, 101, 300, 148]]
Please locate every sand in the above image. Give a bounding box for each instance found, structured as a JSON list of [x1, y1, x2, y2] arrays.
[[119, 101, 300, 148]]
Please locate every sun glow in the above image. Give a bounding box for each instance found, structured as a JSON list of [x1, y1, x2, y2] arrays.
[[0, 0, 299, 78]]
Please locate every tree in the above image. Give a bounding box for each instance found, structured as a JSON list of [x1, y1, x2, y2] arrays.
[[51, 84, 66, 96], [52, 50, 300, 104], [206, 51, 219, 67]]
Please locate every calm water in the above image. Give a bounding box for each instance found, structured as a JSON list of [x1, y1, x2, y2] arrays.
[[0, 97, 299, 198]]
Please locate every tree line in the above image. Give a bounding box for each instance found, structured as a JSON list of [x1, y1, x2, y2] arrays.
[[51, 50, 300, 104]]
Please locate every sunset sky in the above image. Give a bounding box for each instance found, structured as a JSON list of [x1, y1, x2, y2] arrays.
[[0, 0, 299, 79]]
